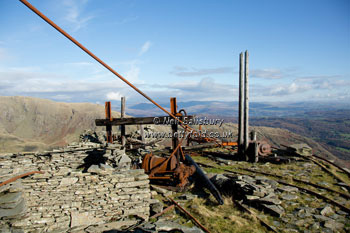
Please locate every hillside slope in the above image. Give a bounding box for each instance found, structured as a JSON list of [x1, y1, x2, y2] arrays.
[[0, 96, 121, 152]]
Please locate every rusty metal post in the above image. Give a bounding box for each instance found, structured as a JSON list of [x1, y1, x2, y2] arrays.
[[238, 52, 244, 157], [170, 97, 180, 162], [250, 130, 258, 162], [105, 101, 113, 143], [243, 50, 249, 160], [121, 97, 126, 147], [250, 131, 256, 141]]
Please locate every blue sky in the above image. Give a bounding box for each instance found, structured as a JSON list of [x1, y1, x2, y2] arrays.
[[0, 0, 349, 105]]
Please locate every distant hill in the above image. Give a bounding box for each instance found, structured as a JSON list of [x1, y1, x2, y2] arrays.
[[0, 96, 121, 153], [125, 100, 350, 118], [250, 110, 350, 161]]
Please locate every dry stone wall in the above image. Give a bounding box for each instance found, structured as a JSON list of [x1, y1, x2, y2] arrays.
[[0, 143, 151, 232]]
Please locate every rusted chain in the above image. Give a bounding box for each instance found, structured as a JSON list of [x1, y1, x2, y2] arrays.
[[168, 197, 211, 233], [0, 171, 44, 187]]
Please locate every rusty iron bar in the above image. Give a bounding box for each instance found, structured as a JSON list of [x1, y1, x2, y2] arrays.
[[168, 197, 211, 233], [19, 0, 203, 139], [312, 154, 350, 178], [150, 204, 175, 219], [0, 171, 44, 187], [170, 97, 180, 162]]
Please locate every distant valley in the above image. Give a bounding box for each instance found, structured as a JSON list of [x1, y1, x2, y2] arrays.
[[124, 100, 350, 161]]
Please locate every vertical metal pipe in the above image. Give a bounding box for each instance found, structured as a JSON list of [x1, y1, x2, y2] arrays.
[[121, 97, 126, 147], [244, 51, 249, 157], [238, 52, 244, 155]]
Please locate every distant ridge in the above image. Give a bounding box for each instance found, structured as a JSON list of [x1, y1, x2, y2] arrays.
[[0, 96, 120, 153]]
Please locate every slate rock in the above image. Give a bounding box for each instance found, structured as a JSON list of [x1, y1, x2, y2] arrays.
[[0, 192, 22, 204], [258, 195, 282, 205], [99, 163, 114, 172], [70, 211, 103, 228], [320, 206, 334, 216], [262, 204, 285, 217], [150, 200, 164, 215], [87, 164, 101, 174], [59, 177, 78, 187], [324, 220, 344, 230], [281, 194, 298, 201], [0, 198, 26, 218], [278, 186, 298, 193], [311, 222, 320, 230]]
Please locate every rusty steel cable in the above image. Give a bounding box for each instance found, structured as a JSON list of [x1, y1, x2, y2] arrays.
[[0, 171, 44, 187], [19, 0, 208, 140]]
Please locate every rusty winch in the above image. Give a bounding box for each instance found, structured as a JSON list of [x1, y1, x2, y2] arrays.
[[142, 152, 196, 189]]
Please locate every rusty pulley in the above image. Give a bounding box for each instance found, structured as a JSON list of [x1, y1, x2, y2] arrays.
[[257, 141, 271, 157]]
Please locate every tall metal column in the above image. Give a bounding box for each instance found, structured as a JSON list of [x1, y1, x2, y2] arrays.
[[238, 52, 244, 156], [243, 50, 249, 159]]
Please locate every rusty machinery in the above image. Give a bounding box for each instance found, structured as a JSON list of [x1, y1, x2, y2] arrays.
[[141, 98, 196, 188], [141, 98, 223, 204]]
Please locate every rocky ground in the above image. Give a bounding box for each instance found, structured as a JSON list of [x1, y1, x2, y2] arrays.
[[1, 127, 350, 232]]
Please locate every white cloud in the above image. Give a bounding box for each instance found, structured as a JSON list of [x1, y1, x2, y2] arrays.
[[170, 66, 233, 77], [106, 91, 122, 101], [251, 69, 284, 79], [62, 0, 95, 32], [138, 41, 151, 56]]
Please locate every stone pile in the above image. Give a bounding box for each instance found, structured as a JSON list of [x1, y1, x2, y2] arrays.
[[211, 174, 286, 217], [0, 143, 152, 232]]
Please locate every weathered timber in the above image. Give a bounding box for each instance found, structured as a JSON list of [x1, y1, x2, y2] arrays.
[[95, 116, 193, 126], [121, 97, 126, 146], [105, 101, 113, 143]]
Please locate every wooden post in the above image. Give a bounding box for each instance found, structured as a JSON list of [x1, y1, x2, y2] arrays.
[[105, 101, 113, 143], [238, 52, 244, 157], [243, 50, 249, 160], [170, 97, 179, 162], [121, 97, 126, 147]]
